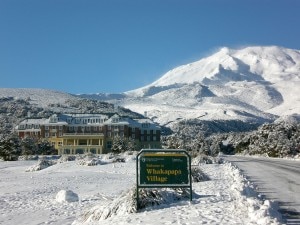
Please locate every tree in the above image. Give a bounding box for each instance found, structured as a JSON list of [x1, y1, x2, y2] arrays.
[[0, 134, 21, 161], [38, 139, 57, 155], [21, 136, 38, 156], [111, 136, 127, 154]]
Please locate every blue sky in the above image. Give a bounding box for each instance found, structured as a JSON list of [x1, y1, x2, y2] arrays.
[[1, 0, 299, 94]]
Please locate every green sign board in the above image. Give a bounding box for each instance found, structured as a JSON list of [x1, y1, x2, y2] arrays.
[[139, 153, 189, 186], [136, 149, 192, 209]]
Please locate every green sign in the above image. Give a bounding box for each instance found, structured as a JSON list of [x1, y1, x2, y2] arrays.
[[139, 153, 189, 186], [136, 149, 192, 209]]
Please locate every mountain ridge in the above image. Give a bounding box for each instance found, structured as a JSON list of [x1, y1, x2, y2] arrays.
[[82, 45, 300, 127]]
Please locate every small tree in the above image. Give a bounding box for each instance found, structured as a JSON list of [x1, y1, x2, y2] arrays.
[[38, 139, 57, 155], [0, 134, 21, 161], [111, 136, 126, 154], [21, 136, 38, 156]]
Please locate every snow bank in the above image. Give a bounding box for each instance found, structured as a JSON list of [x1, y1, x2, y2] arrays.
[[225, 162, 282, 224], [56, 190, 79, 203], [74, 187, 192, 223], [25, 158, 56, 172]]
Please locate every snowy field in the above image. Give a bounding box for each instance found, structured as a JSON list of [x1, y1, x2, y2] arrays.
[[0, 154, 283, 225]]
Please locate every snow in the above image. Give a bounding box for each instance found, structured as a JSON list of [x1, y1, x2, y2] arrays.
[[0, 88, 79, 108], [56, 190, 79, 203], [117, 46, 300, 126], [0, 154, 283, 225]]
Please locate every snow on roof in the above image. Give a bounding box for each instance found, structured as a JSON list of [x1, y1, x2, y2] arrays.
[[19, 118, 48, 125], [103, 114, 140, 126]]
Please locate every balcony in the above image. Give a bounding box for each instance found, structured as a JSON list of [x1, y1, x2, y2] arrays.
[[63, 133, 104, 137]]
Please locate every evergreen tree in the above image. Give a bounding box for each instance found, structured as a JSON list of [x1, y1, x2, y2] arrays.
[[0, 134, 21, 161]]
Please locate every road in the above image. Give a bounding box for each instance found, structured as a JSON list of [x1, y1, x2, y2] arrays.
[[224, 155, 300, 225]]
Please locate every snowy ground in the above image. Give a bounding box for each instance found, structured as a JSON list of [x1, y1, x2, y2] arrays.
[[0, 154, 283, 225]]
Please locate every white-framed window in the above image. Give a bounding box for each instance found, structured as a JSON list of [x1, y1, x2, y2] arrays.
[[45, 126, 49, 130]]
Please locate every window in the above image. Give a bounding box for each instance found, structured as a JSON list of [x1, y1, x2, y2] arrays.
[[45, 132, 49, 138], [112, 117, 119, 123], [132, 134, 135, 139], [59, 132, 62, 137], [59, 126, 62, 130], [45, 126, 49, 130], [142, 123, 150, 128]]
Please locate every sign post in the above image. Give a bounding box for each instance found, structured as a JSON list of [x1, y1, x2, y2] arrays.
[[136, 149, 192, 209]]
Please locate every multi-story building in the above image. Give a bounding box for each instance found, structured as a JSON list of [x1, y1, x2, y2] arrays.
[[16, 113, 161, 154]]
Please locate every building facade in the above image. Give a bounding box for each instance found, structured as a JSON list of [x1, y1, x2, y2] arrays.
[[16, 113, 161, 154]]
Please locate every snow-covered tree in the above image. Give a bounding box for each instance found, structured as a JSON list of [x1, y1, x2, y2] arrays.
[[0, 133, 21, 161]]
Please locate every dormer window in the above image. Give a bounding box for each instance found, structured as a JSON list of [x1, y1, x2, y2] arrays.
[[112, 118, 119, 123], [50, 115, 58, 123], [142, 123, 150, 128]]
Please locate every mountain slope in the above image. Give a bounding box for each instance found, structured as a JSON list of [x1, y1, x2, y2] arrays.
[[83, 46, 300, 127]]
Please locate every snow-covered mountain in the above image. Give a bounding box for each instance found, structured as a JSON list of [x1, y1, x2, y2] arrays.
[[84, 46, 300, 127]]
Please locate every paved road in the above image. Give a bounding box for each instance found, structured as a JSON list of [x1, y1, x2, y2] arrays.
[[224, 155, 300, 225]]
